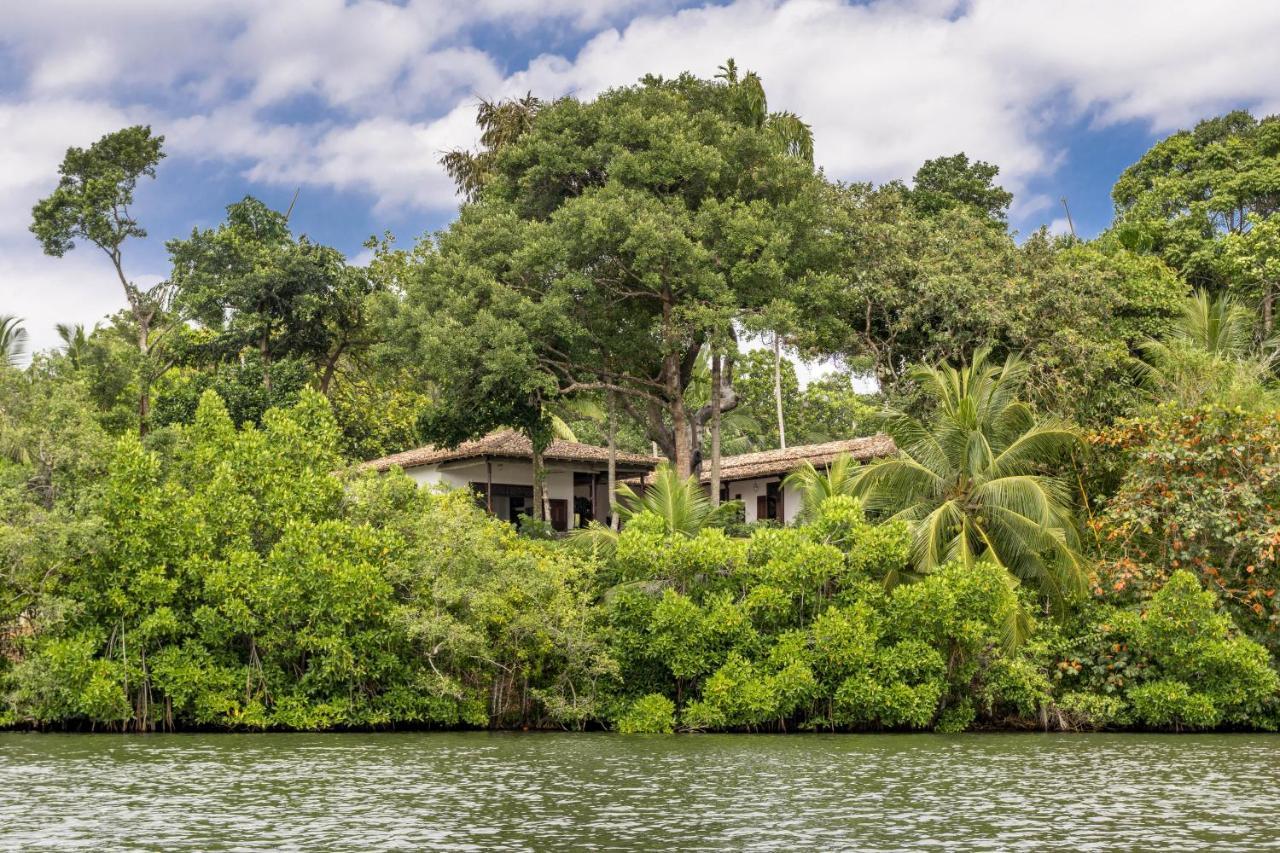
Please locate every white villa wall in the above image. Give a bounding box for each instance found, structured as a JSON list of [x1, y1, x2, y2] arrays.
[[721, 476, 802, 525], [398, 458, 611, 527]]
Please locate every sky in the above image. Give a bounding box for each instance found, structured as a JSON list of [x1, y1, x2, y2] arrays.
[[3, 0, 1280, 356]]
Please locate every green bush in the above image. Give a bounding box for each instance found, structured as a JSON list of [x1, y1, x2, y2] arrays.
[[616, 693, 676, 734], [1128, 681, 1219, 730], [1055, 692, 1132, 731]]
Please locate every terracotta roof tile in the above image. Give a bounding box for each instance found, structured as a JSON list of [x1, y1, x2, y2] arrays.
[[360, 429, 659, 473], [700, 434, 896, 482]]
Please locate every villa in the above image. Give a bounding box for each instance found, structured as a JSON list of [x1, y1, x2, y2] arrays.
[[360, 430, 660, 531], [702, 435, 897, 524], [362, 431, 896, 530]]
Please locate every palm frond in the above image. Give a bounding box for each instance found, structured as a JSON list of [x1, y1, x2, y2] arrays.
[[782, 452, 861, 522], [0, 316, 29, 368], [614, 464, 734, 538], [863, 348, 1089, 610]]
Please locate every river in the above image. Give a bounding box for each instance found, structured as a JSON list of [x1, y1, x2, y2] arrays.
[[1, 731, 1278, 850]]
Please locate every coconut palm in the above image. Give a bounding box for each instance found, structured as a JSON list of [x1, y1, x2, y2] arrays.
[[1169, 289, 1259, 358], [1, 315, 29, 368], [617, 464, 741, 535], [1138, 289, 1278, 408], [441, 93, 542, 202], [569, 463, 740, 552], [783, 452, 861, 523], [853, 348, 1086, 613], [55, 322, 93, 369], [716, 59, 814, 163]]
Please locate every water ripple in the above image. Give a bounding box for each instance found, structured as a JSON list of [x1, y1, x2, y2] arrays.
[[1, 732, 1279, 850]]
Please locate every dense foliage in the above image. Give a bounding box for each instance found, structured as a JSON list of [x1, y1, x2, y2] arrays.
[[4, 66, 1279, 733], [1094, 405, 1280, 655], [3, 399, 1273, 732]]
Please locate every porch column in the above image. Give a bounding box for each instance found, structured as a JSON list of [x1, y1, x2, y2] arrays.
[[486, 458, 493, 513], [591, 471, 600, 524]]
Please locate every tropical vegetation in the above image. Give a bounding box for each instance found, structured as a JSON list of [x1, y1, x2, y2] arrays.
[[2, 64, 1278, 733]]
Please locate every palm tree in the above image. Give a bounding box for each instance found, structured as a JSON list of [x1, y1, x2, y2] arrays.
[[1139, 289, 1278, 407], [783, 452, 861, 523], [55, 322, 93, 369], [1170, 289, 1261, 357], [716, 59, 814, 163], [569, 464, 740, 552], [618, 464, 741, 535], [441, 93, 542, 202], [1, 316, 29, 368], [853, 348, 1086, 613]]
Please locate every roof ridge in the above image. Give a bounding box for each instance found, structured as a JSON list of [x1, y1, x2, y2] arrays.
[[359, 428, 660, 472]]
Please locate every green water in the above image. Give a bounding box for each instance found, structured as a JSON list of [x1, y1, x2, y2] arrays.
[[1, 732, 1278, 850]]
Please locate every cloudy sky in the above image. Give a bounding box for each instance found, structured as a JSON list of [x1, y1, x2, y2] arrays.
[[3, 0, 1280, 354]]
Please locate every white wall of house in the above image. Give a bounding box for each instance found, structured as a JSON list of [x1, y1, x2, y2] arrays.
[[398, 459, 616, 527], [721, 476, 802, 525]]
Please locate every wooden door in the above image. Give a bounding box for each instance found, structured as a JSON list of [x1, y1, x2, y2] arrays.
[[549, 499, 569, 532], [756, 495, 769, 522]]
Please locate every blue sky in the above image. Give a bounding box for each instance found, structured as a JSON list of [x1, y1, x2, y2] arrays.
[[3, 0, 1279, 354]]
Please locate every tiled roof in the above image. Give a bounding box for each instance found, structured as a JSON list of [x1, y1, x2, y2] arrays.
[[359, 429, 660, 472], [700, 435, 896, 482]]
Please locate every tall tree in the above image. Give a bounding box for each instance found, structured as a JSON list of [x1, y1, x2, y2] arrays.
[[1112, 110, 1280, 307], [402, 206, 580, 523], [30, 126, 168, 432], [168, 197, 376, 394], [456, 65, 828, 478], [909, 152, 1013, 223], [853, 348, 1087, 614], [800, 181, 1184, 424]]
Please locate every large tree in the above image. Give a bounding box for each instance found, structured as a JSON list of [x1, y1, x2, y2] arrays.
[[908, 152, 1013, 224], [30, 126, 168, 432], [403, 205, 577, 522], [800, 181, 1184, 425], [167, 197, 377, 395], [1112, 110, 1280, 326], [446, 66, 828, 478]]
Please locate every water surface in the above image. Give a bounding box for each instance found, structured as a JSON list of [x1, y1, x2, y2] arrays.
[[2, 731, 1278, 850]]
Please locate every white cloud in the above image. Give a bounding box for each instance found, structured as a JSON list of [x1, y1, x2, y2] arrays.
[[4, 0, 1280, 347], [258, 114, 467, 212], [1046, 217, 1073, 238], [0, 245, 154, 358]]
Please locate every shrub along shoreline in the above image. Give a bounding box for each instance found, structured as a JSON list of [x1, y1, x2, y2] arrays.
[[2, 392, 1275, 734]]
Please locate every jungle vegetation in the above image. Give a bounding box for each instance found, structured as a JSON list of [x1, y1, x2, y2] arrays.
[[2, 65, 1278, 732]]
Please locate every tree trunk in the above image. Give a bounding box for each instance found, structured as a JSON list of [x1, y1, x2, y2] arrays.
[[773, 332, 786, 450], [137, 321, 151, 437], [532, 444, 547, 523], [261, 334, 272, 393], [1264, 280, 1275, 338], [318, 342, 346, 395], [607, 392, 619, 530], [710, 349, 722, 507], [671, 395, 694, 479], [658, 286, 696, 478]]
